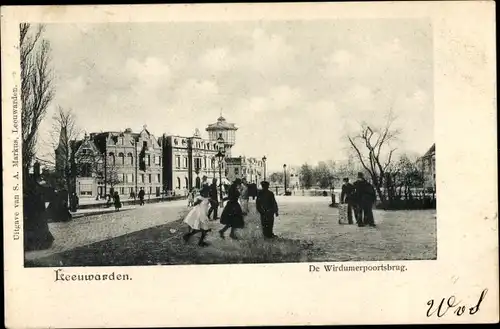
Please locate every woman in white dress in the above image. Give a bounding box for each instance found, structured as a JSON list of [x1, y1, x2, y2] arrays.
[[182, 185, 211, 247]]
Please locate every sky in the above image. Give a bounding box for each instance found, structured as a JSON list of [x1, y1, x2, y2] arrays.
[[38, 19, 434, 172]]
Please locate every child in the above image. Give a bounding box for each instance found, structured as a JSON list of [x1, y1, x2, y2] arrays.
[[187, 188, 195, 208], [182, 186, 211, 247], [219, 179, 244, 240]]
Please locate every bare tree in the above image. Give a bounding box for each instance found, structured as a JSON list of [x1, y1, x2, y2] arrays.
[[104, 162, 121, 191], [51, 107, 81, 193], [20, 23, 54, 183], [347, 111, 400, 204]]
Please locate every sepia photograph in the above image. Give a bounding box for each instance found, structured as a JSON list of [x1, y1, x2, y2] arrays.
[[2, 3, 497, 328], [21, 19, 437, 267]]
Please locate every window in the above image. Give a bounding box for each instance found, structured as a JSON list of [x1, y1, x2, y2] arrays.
[[149, 187, 152, 195], [147, 154, 151, 166], [122, 173, 126, 182], [183, 157, 188, 168], [159, 157, 162, 166], [148, 174, 152, 183], [177, 177, 181, 189], [109, 152, 115, 165], [157, 174, 161, 183], [118, 152, 125, 165], [140, 174, 145, 183], [204, 157, 207, 169], [120, 187, 125, 195], [128, 153, 133, 165], [129, 187, 134, 194], [176, 156, 181, 168], [235, 168, 239, 175], [80, 184, 92, 194], [143, 141, 147, 149], [184, 177, 188, 188], [127, 174, 134, 183]]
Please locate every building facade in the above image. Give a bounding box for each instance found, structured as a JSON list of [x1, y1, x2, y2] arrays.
[[65, 126, 163, 199], [161, 129, 222, 195], [419, 143, 436, 192], [161, 116, 238, 194], [225, 156, 265, 184]]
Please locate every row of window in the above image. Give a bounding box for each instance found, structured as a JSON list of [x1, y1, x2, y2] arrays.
[[175, 156, 223, 170], [118, 173, 161, 184], [107, 153, 161, 166]]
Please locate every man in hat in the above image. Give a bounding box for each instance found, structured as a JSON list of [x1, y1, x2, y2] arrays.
[[207, 177, 219, 220], [340, 177, 355, 224], [352, 172, 377, 227], [256, 181, 279, 238]]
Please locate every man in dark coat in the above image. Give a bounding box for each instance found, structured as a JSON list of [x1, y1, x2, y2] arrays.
[[340, 177, 356, 224], [352, 172, 377, 227], [138, 187, 145, 206], [256, 181, 279, 239], [207, 178, 219, 220]]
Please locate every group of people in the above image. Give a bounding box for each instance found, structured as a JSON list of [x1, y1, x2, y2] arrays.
[[182, 176, 279, 247], [340, 172, 377, 227]]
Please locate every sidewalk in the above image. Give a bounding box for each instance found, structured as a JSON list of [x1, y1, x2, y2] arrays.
[[25, 199, 187, 263], [71, 205, 136, 219]]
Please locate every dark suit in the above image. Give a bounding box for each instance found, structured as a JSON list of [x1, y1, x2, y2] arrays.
[[207, 183, 219, 219], [340, 182, 355, 224], [256, 189, 279, 238], [352, 179, 376, 226]]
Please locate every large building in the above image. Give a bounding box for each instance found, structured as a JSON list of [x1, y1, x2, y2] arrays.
[[225, 156, 265, 184], [419, 143, 436, 192], [62, 126, 163, 199], [161, 116, 237, 194]]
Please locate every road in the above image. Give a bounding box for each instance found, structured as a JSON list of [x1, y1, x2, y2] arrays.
[[25, 196, 437, 263]]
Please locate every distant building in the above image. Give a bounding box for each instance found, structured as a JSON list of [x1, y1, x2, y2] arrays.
[[205, 115, 237, 157], [160, 129, 221, 195], [64, 126, 162, 199], [160, 116, 238, 194], [225, 156, 265, 184], [288, 167, 301, 189], [419, 143, 436, 192]]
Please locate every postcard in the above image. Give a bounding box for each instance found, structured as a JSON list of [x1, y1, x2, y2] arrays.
[[2, 2, 498, 327]]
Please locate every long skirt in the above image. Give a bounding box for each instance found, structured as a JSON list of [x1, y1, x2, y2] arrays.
[[220, 200, 245, 229], [184, 202, 210, 230], [240, 198, 249, 214]]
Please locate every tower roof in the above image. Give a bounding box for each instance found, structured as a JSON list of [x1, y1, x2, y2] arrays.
[[206, 116, 238, 131]]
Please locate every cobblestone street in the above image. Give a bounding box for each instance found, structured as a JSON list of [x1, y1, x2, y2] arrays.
[[25, 199, 188, 261], [26, 196, 437, 265]]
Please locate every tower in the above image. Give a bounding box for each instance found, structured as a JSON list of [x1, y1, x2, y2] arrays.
[[205, 114, 238, 157]]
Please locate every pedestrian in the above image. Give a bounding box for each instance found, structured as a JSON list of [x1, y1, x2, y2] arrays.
[[138, 187, 145, 206], [340, 177, 355, 225], [182, 185, 211, 247], [256, 181, 279, 239], [113, 191, 122, 211], [201, 175, 209, 188], [239, 178, 250, 215], [187, 188, 195, 207], [352, 172, 377, 227], [207, 178, 219, 220], [219, 179, 244, 240]]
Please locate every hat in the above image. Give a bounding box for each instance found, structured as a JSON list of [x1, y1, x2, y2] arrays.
[[260, 181, 270, 187], [357, 172, 364, 178], [343, 177, 349, 182]]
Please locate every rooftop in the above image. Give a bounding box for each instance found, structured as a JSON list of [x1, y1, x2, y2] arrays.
[[205, 116, 238, 131]]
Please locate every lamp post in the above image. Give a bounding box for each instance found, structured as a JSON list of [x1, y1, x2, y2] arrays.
[[283, 164, 287, 196], [262, 156, 267, 181], [216, 135, 225, 206]]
